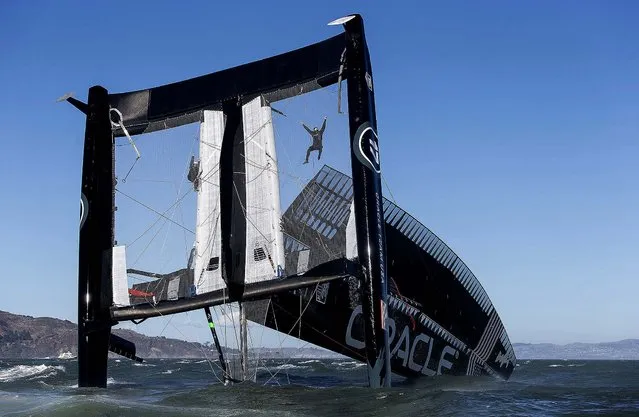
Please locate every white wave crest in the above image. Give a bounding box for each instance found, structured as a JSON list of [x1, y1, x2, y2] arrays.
[[275, 364, 308, 370], [331, 361, 360, 367], [106, 377, 134, 386], [0, 364, 65, 382], [133, 362, 156, 367], [298, 360, 320, 364]]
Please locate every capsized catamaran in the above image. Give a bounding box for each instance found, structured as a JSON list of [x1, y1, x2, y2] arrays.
[[66, 14, 515, 388]]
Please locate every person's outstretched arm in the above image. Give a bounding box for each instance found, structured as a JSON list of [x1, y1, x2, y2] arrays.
[[319, 117, 327, 134], [301, 122, 313, 135]]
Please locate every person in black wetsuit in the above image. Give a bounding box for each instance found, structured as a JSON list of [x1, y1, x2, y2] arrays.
[[302, 116, 327, 164]]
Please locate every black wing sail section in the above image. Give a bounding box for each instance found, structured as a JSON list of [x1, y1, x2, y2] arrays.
[[108, 34, 346, 137]]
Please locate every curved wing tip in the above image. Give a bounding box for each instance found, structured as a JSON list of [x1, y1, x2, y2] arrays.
[[56, 92, 75, 103], [328, 15, 357, 26]]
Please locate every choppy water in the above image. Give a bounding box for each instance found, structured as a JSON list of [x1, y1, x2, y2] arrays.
[[0, 358, 638, 416]]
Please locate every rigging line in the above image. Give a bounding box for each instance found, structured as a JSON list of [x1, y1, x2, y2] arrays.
[[262, 286, 319, 386], [137, 301, 225, 383], [262, 300, 287, 385], [245, 316, 262, 383], [381, 173, 397, 205], [127, 188, 192, 248], [243, 162, 271, 185], [242, 117, 273, 148], [198, 163, 221, 185], [200, 140, 222, 150], [195, 213, 221, 286], [116, 188, 194, 235], [223, 303, 243, 376], [158, 182, 183, 270], [197, 177, 220, 189], [270, 295, 367, 362], [243, 153, 315, 187], [212, 301, 242, 365], [159, 136, 197, 270], [110, 107, 141, 183], [242, 156, 307, 183], [131, 222, 169, 268], [247, 299, 272, 383], [120, 179, 175, 183], [194, 209, 220, 264]]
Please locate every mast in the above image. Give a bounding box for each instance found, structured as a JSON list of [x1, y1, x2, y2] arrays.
[[77, 85, 114, 388], [341, 15, 392, 388]]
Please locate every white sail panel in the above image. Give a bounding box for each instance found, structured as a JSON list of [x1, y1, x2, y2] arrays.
[[112, 245, 130, 307], [194, 110, 225, 294], [242, 97, 285, 284], [345, 202, 358, 260]]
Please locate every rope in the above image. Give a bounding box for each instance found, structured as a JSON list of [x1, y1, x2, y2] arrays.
[[116, 188, 194, 234], [261, 284, 319, 386], [110, 107, 140, 183], [126, 188, 192, 248], [132, 305, 225, 384]]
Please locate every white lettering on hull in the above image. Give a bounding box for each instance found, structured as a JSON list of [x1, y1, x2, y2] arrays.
[[345, 305, 459, 375]]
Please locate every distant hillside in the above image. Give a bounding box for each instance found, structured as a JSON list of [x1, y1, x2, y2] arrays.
[[2, 310, 637, 360], [0, 310, 338, 359], [0, 310, 210, 359], [514, 340, 639, 360]]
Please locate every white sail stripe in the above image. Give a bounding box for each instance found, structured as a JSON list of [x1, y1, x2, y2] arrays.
[[478, 315, 503, 360], [480, 326, 500, 361], [476, 318, 498, 359], [474, 313, 499, 358], [466, 352, 480, 376]]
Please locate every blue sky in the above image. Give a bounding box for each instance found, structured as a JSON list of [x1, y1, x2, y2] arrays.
[[0, 1, 637, 346]]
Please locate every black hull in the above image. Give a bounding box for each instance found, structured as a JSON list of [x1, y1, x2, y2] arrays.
[[253, 164, 516, 380], [245, 276, 515, 380]]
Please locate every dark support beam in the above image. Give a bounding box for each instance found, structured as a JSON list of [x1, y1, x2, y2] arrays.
[[112, 272, 349, 321], [77, 85, 114, 388], [342, 14, 392, 388]]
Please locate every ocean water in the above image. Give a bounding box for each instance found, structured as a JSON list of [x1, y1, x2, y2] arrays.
[[0, 358, 637, 416]]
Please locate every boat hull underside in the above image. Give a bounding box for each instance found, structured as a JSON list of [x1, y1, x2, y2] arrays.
[[244, 277, 515, 380]]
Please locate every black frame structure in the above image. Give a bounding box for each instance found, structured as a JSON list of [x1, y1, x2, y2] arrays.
[[70, 14, 391, 388]]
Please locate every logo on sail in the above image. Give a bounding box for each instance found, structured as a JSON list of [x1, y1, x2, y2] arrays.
[[495, 349, 510, 368], [353, 122, 381, 174], [80, 193, 88, 229], [365, 72, 373, 92]]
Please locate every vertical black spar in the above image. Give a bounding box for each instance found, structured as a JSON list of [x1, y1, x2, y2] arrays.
[[77, 86, 114, 388], [338, 14, 392, 388]]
